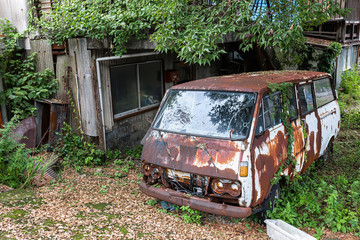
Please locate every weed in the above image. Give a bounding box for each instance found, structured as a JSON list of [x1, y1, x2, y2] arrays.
[[124, 145, 142, 158], [114, 158, 135, 174], [146, 199, 158, 206], [56, 123, 105, 167], [179, 206, 202, 225], [0, 118, 50, 188], [99, 185, 108, 195]]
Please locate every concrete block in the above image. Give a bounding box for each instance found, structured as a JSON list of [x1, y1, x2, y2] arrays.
[[264, 219, 316, 240]]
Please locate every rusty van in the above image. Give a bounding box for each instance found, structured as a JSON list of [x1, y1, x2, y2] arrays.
[[139, 71, 340, 218]]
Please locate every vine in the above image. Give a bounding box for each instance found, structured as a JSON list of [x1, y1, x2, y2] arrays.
[[0, 18, 58, 120], [268, 82, 296, 184]]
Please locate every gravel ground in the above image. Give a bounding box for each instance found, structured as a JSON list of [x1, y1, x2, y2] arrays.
[[0, 166, 358, 240]]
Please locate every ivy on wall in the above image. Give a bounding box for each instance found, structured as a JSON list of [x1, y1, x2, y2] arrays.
[[297, 42, 342, 74], [0, 18, 58, 120]]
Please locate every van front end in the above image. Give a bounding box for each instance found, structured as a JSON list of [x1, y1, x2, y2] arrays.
[[139, 129, 255, 218], [139, 89, 257, 217]]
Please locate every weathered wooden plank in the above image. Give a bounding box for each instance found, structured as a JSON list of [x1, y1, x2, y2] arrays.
[[91, 60, 105, 150], [98, 60, 114, 132], [29, 39, 54, 72], [55, 55, 73, 101], [68, 38, 98, 137]]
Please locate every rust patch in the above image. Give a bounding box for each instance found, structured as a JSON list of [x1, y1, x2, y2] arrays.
[[141, 131, 242, 180], [172, 71, 330, 94], [302, 131, 315, 173], [250, 128, 287, 207]]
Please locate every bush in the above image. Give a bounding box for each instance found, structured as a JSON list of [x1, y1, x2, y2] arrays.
[[56, 123, 105, 167], [339, 67, 360, 106], [267, 172, 360, 237], [0, 118, 44, 188]]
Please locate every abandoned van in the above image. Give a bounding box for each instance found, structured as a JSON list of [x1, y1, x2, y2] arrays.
[[139, 71, 340, 218]]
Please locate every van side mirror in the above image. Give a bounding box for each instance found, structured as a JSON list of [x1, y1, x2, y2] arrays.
[[255, 131, 265, 138]]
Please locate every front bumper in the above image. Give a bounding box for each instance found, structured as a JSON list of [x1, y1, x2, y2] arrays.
[[139, 182, 252, 218]]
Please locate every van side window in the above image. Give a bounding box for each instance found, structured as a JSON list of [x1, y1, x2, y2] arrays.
[[263, 92, 281, 129], [314, 78, 335, 107], [255, 104, 264, 135], [298, 84, 315, 115], [289, 87, 298, 121]]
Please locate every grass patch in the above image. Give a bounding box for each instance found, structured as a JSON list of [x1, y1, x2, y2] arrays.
[[85, 202, 110, 211], [0, 189, 43, 208], [4, 209, 28, 220]]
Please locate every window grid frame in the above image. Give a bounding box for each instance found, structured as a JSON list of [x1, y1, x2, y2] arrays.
[[111, 60, 163, 119]]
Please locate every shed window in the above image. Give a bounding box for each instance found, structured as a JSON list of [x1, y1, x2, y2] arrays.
[[298, 84, 315, 115], [314, 78, 335, 107], [110, 61, 163, 118]]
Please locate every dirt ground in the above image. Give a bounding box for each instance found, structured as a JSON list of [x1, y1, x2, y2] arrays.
[[0, 166, 358, 240]]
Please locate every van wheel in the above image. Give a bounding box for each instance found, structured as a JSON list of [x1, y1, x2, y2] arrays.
[[258, 183, 281, 224], [323, 140, 333, 163], [317, 140, 333, 168]]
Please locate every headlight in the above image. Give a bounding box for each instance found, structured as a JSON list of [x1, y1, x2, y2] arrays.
[[211, 179, 242, 197], [142, 163, 161, 184]]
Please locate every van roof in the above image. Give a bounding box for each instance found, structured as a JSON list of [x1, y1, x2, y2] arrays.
[[172, 70, 330, 93]]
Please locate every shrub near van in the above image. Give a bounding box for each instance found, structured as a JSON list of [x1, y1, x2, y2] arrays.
[[139, 71, 340, 218]]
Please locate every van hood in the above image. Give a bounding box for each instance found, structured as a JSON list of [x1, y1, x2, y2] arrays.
[[141, 129, 248, 180]]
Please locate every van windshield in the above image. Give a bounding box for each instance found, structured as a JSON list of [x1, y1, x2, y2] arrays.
[[153, 90, 256, 139]]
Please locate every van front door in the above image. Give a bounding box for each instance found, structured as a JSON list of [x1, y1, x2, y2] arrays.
[[251, 92, 287, 207]]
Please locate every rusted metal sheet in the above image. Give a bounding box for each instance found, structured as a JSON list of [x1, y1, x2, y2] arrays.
[[13, 116, 36, 149], [141, 130, 244, 181], [172, 70, 330, 93], [35, 99, 68, 146], [139, 182, 252, 218]]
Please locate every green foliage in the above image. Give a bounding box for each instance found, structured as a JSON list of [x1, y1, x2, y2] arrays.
[[114, 158, 135, 174], [28, 0, 348, 65], [0, 118, 44, 188], [124, 145, 142, 158], [316, 42, 342, 74], [339, 66, 360, 106], [146, 199, 158, 206], [99, 185, 108, 194], [267, 116, 360, 238], [179, 206, 202, 225], [297, 42, 342, 73], [56, 123, 105, 167], [0, 18, 58, 119], [56, 122, 138, 177], [267, 171, 360, 237], [337, 67, 360, 129]]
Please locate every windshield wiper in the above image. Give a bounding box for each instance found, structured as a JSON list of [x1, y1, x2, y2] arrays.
[[191, 136, 219, 174], [157, 130, 175, 170]]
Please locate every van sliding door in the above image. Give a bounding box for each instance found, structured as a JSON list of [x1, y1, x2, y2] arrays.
[[314, 78, 340, 155], [297, 83, 321, 172]]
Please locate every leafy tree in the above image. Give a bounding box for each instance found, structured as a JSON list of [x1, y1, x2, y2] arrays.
[[28, 0, 348, 65]]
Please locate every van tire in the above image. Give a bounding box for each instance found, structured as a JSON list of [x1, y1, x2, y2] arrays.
[[258, 183, 281, 224], [323, 139, 333, 163], [317, 139, 334, 168]]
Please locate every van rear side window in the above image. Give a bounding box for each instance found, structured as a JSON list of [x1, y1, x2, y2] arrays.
[[314, 78, 335, 107], [298, 84, 315, 115]]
